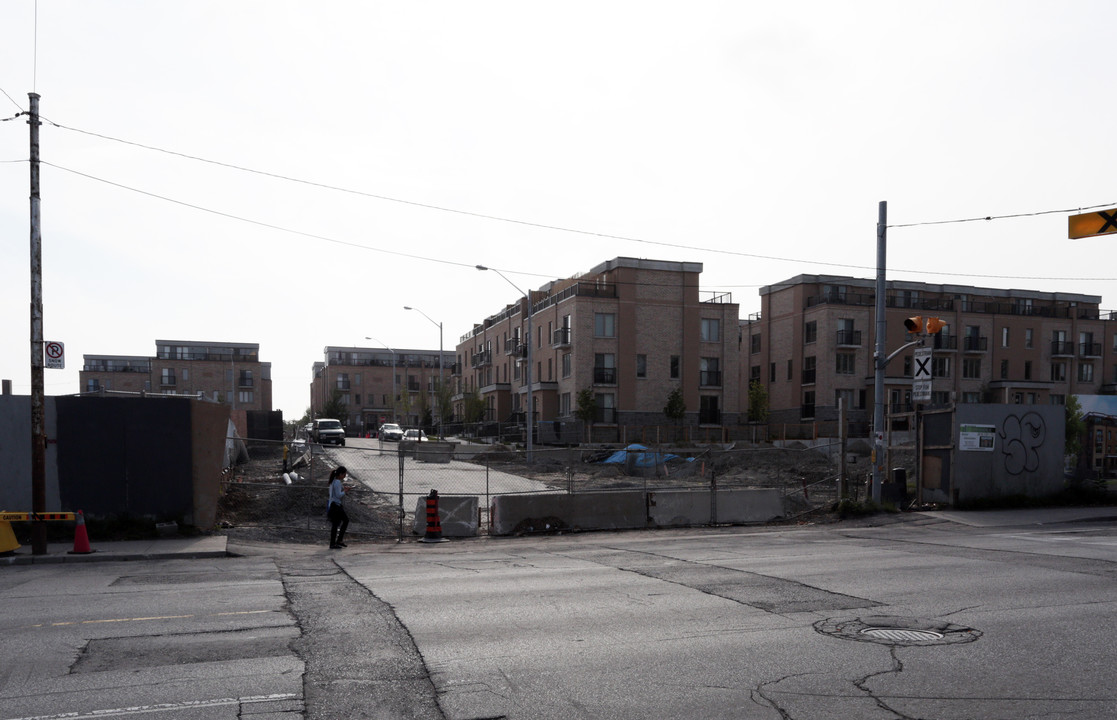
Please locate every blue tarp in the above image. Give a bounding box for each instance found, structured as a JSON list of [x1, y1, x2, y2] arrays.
[[599, 444, 683, 467]]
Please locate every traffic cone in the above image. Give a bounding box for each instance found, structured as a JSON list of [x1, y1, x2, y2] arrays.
[[69, 510, 95, 554], [0, 520, 19, 554], [420, 489, 448, 543]]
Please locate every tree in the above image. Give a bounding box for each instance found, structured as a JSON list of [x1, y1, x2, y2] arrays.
[[435, 379, 454, 428], [322, 390, 346, 422], [747, 380, 770, 423], [664, 387, 686, 425], [575, 388, 596, 443], [1065, 394, 1085, 460], [463, 387, 486, 424]]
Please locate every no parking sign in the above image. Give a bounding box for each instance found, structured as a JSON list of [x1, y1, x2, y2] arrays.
[[44, 341, 64, 369]]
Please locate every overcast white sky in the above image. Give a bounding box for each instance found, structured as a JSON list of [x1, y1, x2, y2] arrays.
[[2, 1, 1115, 420]]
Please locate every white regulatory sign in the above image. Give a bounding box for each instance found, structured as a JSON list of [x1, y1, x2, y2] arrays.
[[44, 341, 65, 369]]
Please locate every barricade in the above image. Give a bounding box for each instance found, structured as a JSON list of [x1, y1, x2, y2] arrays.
[[412, 495, 479, 537], [0, 511, 83, 554], [419, 490, 449, 543]]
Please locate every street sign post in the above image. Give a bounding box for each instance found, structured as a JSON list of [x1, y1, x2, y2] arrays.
[[1069, 208, 1117, 239]]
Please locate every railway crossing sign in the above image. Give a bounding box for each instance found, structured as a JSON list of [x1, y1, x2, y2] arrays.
[[1069, 208, 1117, 239], [44, 341, 65, 369]]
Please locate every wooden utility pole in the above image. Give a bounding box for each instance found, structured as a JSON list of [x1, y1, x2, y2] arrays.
[[28, 92, 47, 555]]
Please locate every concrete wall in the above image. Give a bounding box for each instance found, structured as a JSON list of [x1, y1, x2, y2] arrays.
[[411, 495, 479, 537]]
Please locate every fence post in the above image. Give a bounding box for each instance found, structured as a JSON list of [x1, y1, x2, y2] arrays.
[[710, 463, 718, 526], [397, 449, 405, 543]]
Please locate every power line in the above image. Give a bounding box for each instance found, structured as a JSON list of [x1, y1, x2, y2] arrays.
[[0, 86, 23, 112], [889, 202, 1117, 228]]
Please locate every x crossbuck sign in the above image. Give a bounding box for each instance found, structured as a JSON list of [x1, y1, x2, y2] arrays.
[[1069, 208, 1117, 239]]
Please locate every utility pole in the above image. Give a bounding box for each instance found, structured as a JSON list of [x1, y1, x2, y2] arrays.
[[871, 200, 887, 504], [28, 92, 47, 555]]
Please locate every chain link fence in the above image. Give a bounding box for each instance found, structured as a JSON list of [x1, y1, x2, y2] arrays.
[[220, 436, 878, 542]]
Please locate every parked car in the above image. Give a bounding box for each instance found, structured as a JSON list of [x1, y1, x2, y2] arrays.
[[311, 418, 346, 446], [402, 429, 429, 442], [379, 423, 404, 442]]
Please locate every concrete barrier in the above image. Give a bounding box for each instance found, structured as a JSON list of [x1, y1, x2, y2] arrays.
[[647, 489, 784, 527], [411, 495, 479, 537], [415, 441, 456, 463], [490, 491, 646, 535]]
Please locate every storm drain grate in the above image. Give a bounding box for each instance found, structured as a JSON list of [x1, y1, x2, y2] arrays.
[[861, 627, 944, 642], [814, 615, 981, 647]]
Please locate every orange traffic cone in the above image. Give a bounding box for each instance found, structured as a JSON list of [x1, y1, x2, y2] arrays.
[[420, 490, 448, 543], [69, 510, 95, 554]]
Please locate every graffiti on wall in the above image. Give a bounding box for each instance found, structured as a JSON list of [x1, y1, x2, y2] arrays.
[[999, 411, 1047, 475]]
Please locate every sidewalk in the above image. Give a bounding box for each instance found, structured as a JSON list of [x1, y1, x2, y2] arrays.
[[1, 535, 228, 566], [919, 505, 1117, 528]]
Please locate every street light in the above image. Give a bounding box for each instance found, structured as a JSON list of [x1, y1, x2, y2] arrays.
[[365, 336, 397, 424], [403, 306, 444, 439], [476, 265, 533, 462]]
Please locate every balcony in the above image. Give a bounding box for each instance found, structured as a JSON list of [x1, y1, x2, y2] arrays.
[[552, 328, 572, 348], [1051, 341, 1075, 357], [836, 330, 862, 347], [700, 371, 722, 387], [449, 362, 462, 376], [801, 368, 816, 385], [963, 336, 988, 353], [1080, 342, 1102, 357], [699, 408, 721, 425], [471, 350, 492, 368], [594, 367, 617, 384], [594, 407, 617, 424], [932, 334, 957, 351], [240, 378, 255, 388]]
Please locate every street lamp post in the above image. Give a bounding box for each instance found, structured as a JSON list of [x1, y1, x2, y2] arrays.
[[365, 336, 397, 425], [404, 306, 444, 439], [476, 265, 533, 463]]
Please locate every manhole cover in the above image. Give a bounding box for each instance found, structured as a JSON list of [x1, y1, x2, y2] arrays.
[[815, 615, 981, 646], [861, 627, 944, 642]]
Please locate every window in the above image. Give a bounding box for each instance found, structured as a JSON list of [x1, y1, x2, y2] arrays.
[[238, 390, 254, 404], [86, 379, 101, 392], [594, 313, 616, 337], [1000, 359, 1009, 380], [700, 357, 721, 386], [562, 353, 571, 378], [161, 368, 175, 386], [787, 359, 793, 381], [804, 321, 818, 344], [1051, 362, 1067, 382], [903, 356, 913, 377], [560, 392, 571, 417], [1051, 394, 1066, 405], [931, 391, 951, 405], [802, 356, 816, 384], [670, 355, 680, 379], [962, 392, 982, 403], [835, 388, 854, 410], [932, 357, 950, 378], [701, 318, 721, 342], [1025, 361, 1032, 380], [1079, 363, 1094, 382], [802, 390, 816, 418], [770, 362, 776, 382], [1002, 327, 1009, 348], [963, 358, 981, 379], [1025, 328, 1034, 349], [335, 373, 348, 390], [750, 365, 761, 382], [699, 395, 721, 424], [636, 354, 647, 378], [594, 353, 616, 384], [835, 353, 856, 375], [750, 334, 761, 354], [594, 392, 616, 423]]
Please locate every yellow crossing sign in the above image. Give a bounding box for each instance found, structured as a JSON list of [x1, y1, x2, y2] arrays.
[[1069, 208, 1117, 239]]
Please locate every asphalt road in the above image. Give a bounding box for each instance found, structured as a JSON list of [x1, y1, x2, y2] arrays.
[[2, 510, 1115, 719]]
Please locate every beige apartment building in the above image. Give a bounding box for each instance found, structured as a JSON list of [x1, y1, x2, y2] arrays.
[[454, 257, 740, 439], [80, 340, 272, 412], [310, 346, 454, 433], [742, 275, 1116, 426]]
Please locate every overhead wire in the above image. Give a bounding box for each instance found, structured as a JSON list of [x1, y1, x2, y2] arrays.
[[30, 118, 1117, 284]]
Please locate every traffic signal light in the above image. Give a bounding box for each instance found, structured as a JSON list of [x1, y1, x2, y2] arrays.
[[924, 317, 946, 334], [903, 316, 924, 333]]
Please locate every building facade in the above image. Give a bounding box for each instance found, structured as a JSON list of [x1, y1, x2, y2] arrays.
[[742, 275, 1116, 426], [310, 346, 453, 433], [454, 257, 740, 439], [80, 340, 272, 412]]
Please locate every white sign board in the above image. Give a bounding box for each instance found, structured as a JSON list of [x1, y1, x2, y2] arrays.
[[912, 347, 932, 401], [44, 341, 65, 370], [959, 424, 996, 451]]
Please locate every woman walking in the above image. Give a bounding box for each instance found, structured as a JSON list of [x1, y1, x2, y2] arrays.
[[327, 466, 350, 549]]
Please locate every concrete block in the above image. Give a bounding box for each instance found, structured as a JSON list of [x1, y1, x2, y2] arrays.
[[412, 495, 479, 537], [490, 491, 646, 535], [648, 489, 785, 527], [415, 442, 455, 463]]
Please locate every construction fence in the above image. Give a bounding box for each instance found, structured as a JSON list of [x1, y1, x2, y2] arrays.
[[221, 437, 868, 542]]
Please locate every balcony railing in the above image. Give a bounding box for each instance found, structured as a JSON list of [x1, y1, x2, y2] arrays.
[[700, 371, 722, 387], [449, 362, 462, 376], [1080, 342, 1102, 357], [552, 328, 572, 347], [594, 407, 617, 424], [801, 368, 816, 385], [699, 408, 721, 424], [240, 378, 256, 388], [594, 367, 617, 384], [471, 350, 492, 368], [836, 330, 862, 347], [1051, 341, 1075, 357], [963, 336, 988, 352], [933, 334, 957, 350]]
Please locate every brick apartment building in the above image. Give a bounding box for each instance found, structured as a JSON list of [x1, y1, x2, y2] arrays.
[[310, 346, 454, 433], [80, 340, 273, 412], [455, 257, 740, 439], [742, 275, 1116, 426]]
